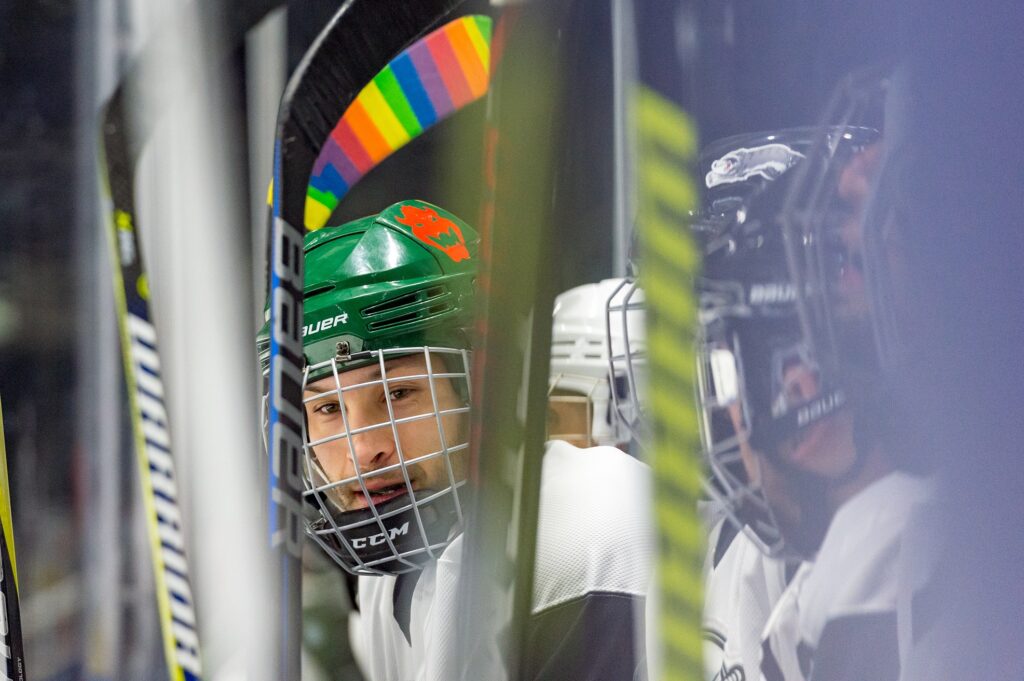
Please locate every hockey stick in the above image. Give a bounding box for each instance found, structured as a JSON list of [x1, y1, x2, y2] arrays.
[[455, 5, 566, 678], [0, 396, 25, 681], [265, 1, 476, 675], [630, 0, 704, 677], [633, 85, 703, 681], [98, 3, 283, 679]]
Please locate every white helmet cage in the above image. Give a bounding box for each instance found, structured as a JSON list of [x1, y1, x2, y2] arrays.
[[605, 278, 648, 444], [263, 346, 471, 576], [549, 278, 646, 448]]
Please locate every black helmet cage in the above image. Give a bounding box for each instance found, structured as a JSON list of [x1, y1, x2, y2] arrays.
[[696, 301, 787, 556], [262, 345, 472, 576], [861, 161, 906, 375], [605, 277, 649, 446]]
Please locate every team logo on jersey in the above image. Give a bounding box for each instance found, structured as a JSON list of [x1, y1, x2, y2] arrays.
[[706, 143, 804, 188], [396, 205, 471, 262]]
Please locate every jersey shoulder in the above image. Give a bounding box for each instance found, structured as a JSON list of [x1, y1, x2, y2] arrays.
[[800, 472, 931, 643], [532, 441, 654, 614], [764, 473, 932, 681]]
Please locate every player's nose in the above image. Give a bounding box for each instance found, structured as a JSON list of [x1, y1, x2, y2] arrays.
[[345, 408, 398, 472]]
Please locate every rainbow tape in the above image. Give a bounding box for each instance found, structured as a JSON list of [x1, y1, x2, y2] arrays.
[[305, 14, 492, 230]]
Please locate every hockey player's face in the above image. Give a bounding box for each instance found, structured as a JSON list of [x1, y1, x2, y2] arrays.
[[303, 354, 468, 512]]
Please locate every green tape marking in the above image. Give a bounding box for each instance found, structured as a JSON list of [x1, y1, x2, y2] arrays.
[[635, 84, 703, 681]]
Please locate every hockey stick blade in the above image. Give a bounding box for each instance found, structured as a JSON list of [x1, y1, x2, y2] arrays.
[[265, 0, 466, 676], [304, 14, 493, 230], [263, 13, 493, 231]]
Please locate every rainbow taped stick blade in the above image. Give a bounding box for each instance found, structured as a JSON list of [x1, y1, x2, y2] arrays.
[[0, 397, 26, 681], [304, 14, 492, 230], [272, 0, 465, 229]]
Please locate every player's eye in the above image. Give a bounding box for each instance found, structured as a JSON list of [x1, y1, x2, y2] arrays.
[[388, 387, 413, 402], [312, 400, 341, 416]]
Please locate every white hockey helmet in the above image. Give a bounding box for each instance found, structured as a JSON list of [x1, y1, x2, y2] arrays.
[[549, 278, 646, 448]]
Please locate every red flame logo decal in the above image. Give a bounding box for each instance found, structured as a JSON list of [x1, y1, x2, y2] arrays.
[[396, 205, 471, 262]]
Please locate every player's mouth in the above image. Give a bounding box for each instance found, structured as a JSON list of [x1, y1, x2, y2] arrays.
[[351, 481, 412, 510]]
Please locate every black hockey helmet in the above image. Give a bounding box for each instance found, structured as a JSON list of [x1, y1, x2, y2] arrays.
[[694, 125, 882, 557]]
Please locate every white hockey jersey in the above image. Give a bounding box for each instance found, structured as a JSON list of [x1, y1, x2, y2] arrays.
[[702, 515, 790, 681], [894, 494, 941, 681], [759, 471, 931, 681], [350, 439, 654, 681]]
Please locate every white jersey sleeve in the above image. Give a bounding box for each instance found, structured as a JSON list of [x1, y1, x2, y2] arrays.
[[526, 440, 654, 680], [702, 517, 790, 681], [894, 494, 942, 681]]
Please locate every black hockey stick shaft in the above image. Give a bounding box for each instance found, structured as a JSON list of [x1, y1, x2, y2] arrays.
[[265, 1, 463, 676], [0, 522, 24, 681], [0, 397, 25, 681], [98, 2, 282, 679]]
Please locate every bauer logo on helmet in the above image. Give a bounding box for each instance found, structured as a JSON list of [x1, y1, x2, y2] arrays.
[[303, 312, 349, 338]]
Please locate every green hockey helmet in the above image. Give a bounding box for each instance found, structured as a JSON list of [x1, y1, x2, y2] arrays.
[[257, 199, 479, 381]]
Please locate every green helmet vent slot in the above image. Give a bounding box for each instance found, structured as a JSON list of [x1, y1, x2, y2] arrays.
[[362, 285, 447, 315], [368, 312, 417, 329], [363, 285, 453, 332], [305, 284, 335, 298]]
